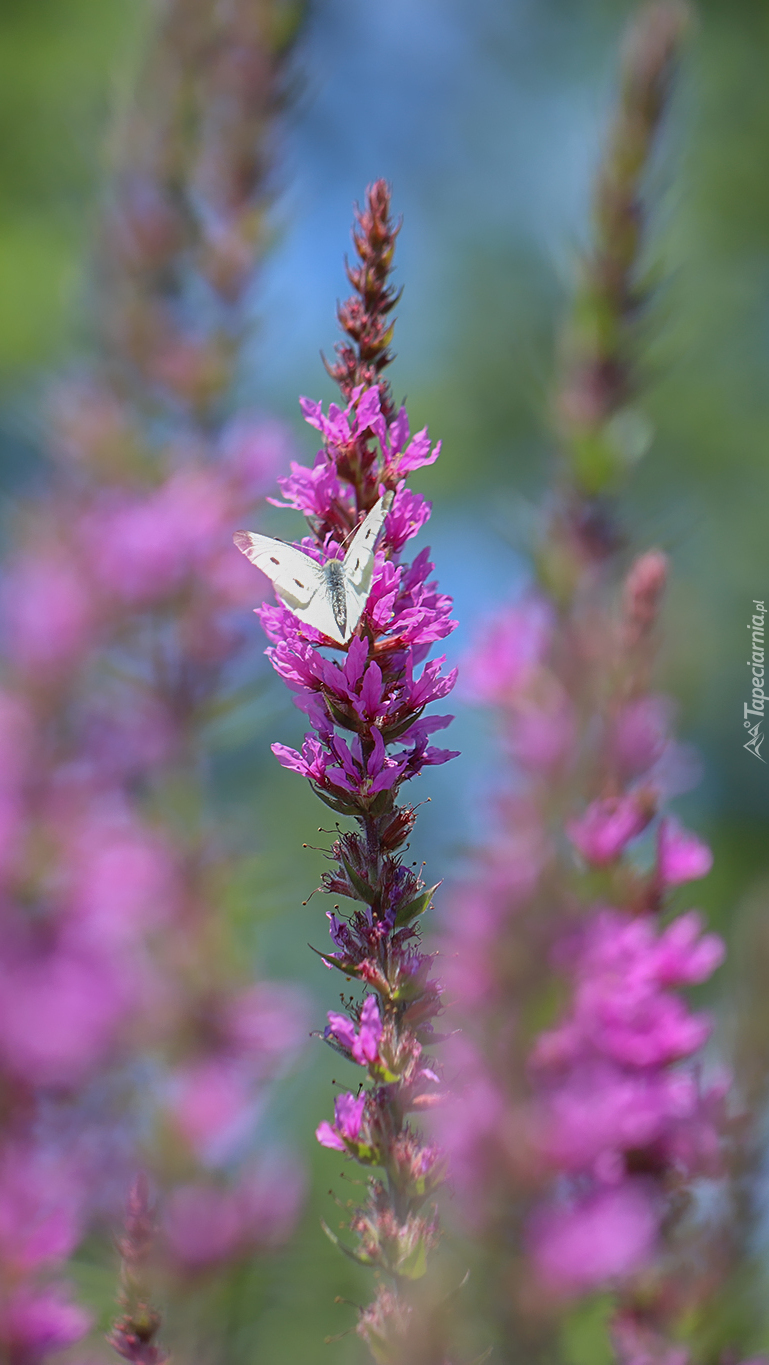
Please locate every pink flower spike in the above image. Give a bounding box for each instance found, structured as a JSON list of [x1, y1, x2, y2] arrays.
[[567, 794, 653, 866], [657, 818, 713, 888], [623, 549, 668, 637]]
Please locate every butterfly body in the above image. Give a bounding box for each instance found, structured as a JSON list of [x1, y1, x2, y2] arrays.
[[323, 557, 349, 640], [234, 491, 393, 646]]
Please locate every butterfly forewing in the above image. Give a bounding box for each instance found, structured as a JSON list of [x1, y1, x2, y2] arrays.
[[233, 531, 346, 643], [232, 532, 323, 607]]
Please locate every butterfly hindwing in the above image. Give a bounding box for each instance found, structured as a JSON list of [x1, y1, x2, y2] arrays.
[[342, 491, 394, 635]]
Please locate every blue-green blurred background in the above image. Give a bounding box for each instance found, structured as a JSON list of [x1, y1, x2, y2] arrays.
[[1, 0, 768, 1360]]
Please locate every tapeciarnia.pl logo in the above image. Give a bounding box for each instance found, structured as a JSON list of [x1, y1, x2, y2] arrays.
[[744, 598, 767, 762]]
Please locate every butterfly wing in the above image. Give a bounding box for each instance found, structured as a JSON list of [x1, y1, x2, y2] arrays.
[[233, 531, 345, 640], [341, 491, 394, 636]]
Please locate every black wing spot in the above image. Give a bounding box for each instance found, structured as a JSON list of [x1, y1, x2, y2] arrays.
[[270, 556, 280, 565], [294, 578, 306, 588]]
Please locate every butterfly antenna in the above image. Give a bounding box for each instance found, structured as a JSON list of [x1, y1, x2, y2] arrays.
[[337, 516, 361, 551]]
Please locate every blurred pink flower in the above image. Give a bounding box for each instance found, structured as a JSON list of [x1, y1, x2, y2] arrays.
[[85, 468, 230, 606], [166, 983, 309, 1165], [0, 947, 131, 1087], [611, 1310, 690, 1365], [167, 1060, 259, 1166], [530, 1182, 658, 1293], [222, 982, 310, 1068], [461, 598, 553, 705], [218, 416, 292, 496], [163, 1158, 303, 1271], [538, 1062, 709, 1174], [650, 909, 724, 985], [0, 1287, 91, 1362], [528, 904, 726, 1240], [612, 695, 672, 781], [657, 818, 713, 888], [0, 1145, 84, 1274], [567, 794, 652, 865], [3, 552, 96, 675], [535, 909, 722, 1073], [623, 550, 668, 637], [507, 687, 575, 773], [61, 811, 179, 948], [163, 1182, 243, 1269]]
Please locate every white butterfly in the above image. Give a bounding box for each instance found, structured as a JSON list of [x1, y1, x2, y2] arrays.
[[233, 491, 394, 646]]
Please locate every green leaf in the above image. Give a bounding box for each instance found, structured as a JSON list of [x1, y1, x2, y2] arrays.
[[397, 1238, 428, 1280], [313, 787, 358, 816], [381, 706, 426, 743], [340, 853, 376, 904], [371, 1062, 400, 1084], [321, 689, 358, 732], [308, 945, 363, 980], [394, 883, 440, 927], [366, 787, 395, 818], [347, 1139, 381, 1166], [320, 1220, 374, 1268]]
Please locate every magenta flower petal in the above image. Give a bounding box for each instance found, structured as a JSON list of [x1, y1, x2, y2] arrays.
[[334, 1091, 366, 1142], [352, 996, 383, 1066], [315, 1121, 346, 1152], [326, 1012, 357, 1051]]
